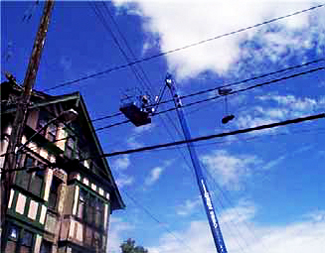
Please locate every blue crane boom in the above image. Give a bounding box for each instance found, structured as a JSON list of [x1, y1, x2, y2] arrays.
[[119, 74, 228, 252], [165, 74, 228, 253]]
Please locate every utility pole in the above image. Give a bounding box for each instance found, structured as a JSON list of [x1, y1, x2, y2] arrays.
[[1, 0, 55, 230], [165, 75, 228, 253]]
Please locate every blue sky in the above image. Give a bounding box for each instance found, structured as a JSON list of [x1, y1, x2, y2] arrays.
[[1, 1, 325, 253]]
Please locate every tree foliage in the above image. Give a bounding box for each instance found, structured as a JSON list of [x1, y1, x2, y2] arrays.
[[120, 238, 148, 253]]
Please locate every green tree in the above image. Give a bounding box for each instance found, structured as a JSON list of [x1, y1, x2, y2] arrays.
[[120, 238, 148, 253]]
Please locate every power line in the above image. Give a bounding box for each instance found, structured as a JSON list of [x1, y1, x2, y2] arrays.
[[10, 66, 323, 158], [101, 1, 158, 96], [121, 190, 195, 253], [179, 58, 325, 101], [99, 1, 185, 146], [94, 66, 324, 131], [43, 4, 324, 92], [18, 112, 321, 173], [202, 164, 270, 253], [90, 58, 324, 123], [7, 125, 325, 173], [179, 66, 324, 110], [92, 113, 325, 158], [97, 7, 212, 234], [90, 2, 150, 95], [4, 66, 323, 141], [94, 2, 196, 165], [132, 127, 325, 153]]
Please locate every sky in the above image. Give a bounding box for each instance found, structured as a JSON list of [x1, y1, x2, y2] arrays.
[[1, 1, 325, 253]]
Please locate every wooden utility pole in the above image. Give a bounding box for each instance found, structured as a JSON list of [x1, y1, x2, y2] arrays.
[[1, 0, 55, 231]]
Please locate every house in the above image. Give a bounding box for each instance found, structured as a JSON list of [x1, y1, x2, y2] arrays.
[[0, 81, 125, 253]]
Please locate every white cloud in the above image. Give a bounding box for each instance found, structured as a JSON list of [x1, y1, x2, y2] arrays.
[[259, 95, 318, 112], [303, 209, 325, 222], [126, 135, 143, 149], [144, 160, 173, 187], [219, 199, 256, 225], [236, 94, 325, 132], [111, 155, 134, 189], [263, 154, 287, 170], [145, 166, 164, 186], [132, 122, 155, 134], [148, 207, 325, 253], [176, 197, 202, 217], [116, 174, 135, 188], [201, 149, 261, 190], [126, 123, 155, 148], [107, 217, 135, 252], [113, 0, 325, 80], [112, 155, 131, 171]]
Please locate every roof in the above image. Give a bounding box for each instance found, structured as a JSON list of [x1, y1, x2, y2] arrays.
[[1, 81, 125, 210]]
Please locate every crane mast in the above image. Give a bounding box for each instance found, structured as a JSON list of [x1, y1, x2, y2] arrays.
[[165, 74, 228, 253], [119, 74, 228, 252]]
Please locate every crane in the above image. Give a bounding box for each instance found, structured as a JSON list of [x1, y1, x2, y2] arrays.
[[120, 74, 228, 253]]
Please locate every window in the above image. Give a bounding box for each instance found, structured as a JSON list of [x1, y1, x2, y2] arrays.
[[95, 199, 104, 227], [85, 227, 93, 246], [16, 169, 31, 191], [65, 137, 75, 158], [76, 189, 105, 229], [77, 189, 86, 219], [20, 230, 33, 253], [25, 156, 35, 169], [47, 124, 57, 142], [16, 156, 45, 197], [48, 177, 61, 210], [30, 169, 44, 196], [16, 156, 34, 190], [40, 240, 52, 253], [87, 195, 95, 224], [5, 225, 34, 253], [37, 116, 47, 136], [16, 152, 22, 168], [6, 226, 18, 253]]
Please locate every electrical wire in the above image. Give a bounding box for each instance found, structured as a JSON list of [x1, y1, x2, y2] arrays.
[[202, 164, 269, 253], [101, 1, 158, 96], [97, 1, 199, 195], [43, 4, 324, 92], [3, 67, 323, 160], [90, 2, 150, 95], [94, 66, 324, 131], [88, 58, 324, 124], [121, 189, 196, 253], [86, 113, 325, 159], [90, 58, 324, 123], [96, 9, 211, 245], [179, 59, 325, 101], [125, 127, 325, 153]]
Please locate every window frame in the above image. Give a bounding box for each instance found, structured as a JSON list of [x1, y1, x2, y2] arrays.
[[48, 176, 61, 211], [5, 225, 35, 253], [15, 155, 46, 198], [65, 137, 76, 159], [76, 187, 106, 230], [37, 118, 47, 136], [47, 123, 57, 143], [40, 240, 52, 253]]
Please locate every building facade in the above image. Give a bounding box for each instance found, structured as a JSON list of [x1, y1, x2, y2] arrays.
[[1, 81, 125, 253]]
